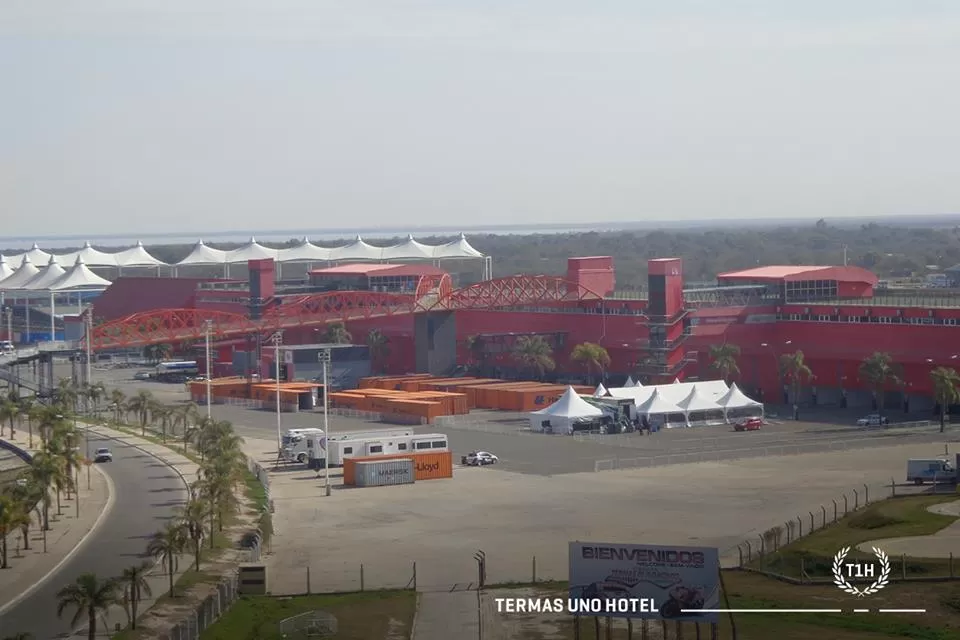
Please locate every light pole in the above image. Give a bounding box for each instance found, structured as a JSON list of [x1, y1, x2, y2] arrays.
[[84, 309, 93, 387], [204, 320, 213, 420], [4, 306, 11, 344], [319, 348, 332, 497], [269, 331, 283, 450]]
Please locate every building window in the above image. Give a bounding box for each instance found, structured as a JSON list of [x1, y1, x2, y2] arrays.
[[945, 318, 958, 326], [343, 447, 353, 454], [369, 445, 383, 454], [398, 443, 408, 450], [431, 440, 447, 448], [415, 441, 431, 450]]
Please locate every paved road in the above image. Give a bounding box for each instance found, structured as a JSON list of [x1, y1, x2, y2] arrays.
[[0, 434, 186, 640]]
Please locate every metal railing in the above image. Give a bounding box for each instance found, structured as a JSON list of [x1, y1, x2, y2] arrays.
[[162, 575, 240, 640]]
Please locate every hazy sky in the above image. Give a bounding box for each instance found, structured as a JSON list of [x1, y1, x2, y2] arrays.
[[2, 1, 960, 237]]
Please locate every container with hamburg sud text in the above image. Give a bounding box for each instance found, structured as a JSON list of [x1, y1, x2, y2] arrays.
[[354, 458, 416, 487]]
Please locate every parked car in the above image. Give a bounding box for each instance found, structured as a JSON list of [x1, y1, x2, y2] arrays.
[[133, 371, 152, 380], [93, 447, 113, 463], [857, 414, 889, 426], [734, 418, 763, 432], [461, 451, 499, 466]]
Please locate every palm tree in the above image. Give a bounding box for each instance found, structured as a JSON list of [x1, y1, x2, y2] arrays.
[[172, 402, 198, 442], [0, 397, 19, 439], [858, 352, 901, 418], [779, 350, 814, 420], [365, 330, 390, 373], [27, 452, 61, 530], [0, 493, 24, 568], [512, 335, 555, 380], [109, 389, 126, 423], [179, 497, 208, 570], [119, 561, 153, 629], [56, 573, 120, 640], [147, 523, 186, 597], [54, 379, 79, 415], [17, 396, 38, 448], [126, 390, 154, 434], [153, 405, 173, 442], [930, 366, 960, 433], [8, 480, 40, 551], [322, 322, 352, 344], [570, 342, 611, 384], [709, 343, 741, 383]]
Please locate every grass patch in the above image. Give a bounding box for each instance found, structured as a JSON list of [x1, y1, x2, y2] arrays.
[[198, 590, 417, 640], [756, 495, 959, 578], [501, 573, 960, 639]]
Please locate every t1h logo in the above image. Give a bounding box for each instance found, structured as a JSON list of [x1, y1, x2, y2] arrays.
[[832, 546, 891, 597]]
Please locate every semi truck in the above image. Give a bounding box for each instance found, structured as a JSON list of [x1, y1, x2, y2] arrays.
[[282, 428, 415, 464], [906, 455, 958, 484], [296, 431, 448, 467]]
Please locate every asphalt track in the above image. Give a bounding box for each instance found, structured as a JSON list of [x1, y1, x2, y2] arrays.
[[0, 433, 186, 640]]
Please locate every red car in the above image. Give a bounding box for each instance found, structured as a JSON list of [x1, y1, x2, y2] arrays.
[[734, 418, 763, 432]]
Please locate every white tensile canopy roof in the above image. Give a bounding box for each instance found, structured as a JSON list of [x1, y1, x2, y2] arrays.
[[56, 241, 119, 267], [0, 255, 15, 281], [381, 235, 435, 260], [7, 243, 52, 265], [21, 256, 67, 290], [113, 241, 168, 267], [677, 385, 722, 413], [432, 233, 484, 259], [0, 256, 41, 289], [276, 238, 333, 262], [532, 386, 604, 418], [593, 383, 608, 397], [635, 389, 684, 416], [176, 240, 228, 266], [717, 383, 763, 410], [624, 376, 637, 387], [330, 236, 382, 261], [225, 237, 280, 264], [48, 257, 112, 291], [608, 379, 729, 406]]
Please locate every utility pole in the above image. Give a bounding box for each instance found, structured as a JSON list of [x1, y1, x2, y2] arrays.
[[319, 348, 332, 496], [84, 307, 93, 387], [204, 320, 213, 420], [270, 332, 284, 450]]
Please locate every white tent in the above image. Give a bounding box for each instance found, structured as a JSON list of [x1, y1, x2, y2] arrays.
[[716, 382, 764, 420], [624, 376, 636, 387], [635, 389, 684, 426], [673, 378, 681, 384], [48, 257, 112, 291], [593, 383, 608, 397], [6, 244, 51, 266], [55, 241, 118, 267], [0, 255, 15, 281], [225, 237, 280, 264], [381, 235, 435, 260], [432, 233, 485, 259], [21, 256, 67, 290], [176, 240, 228, 266], [113, 241, 168, 268], [677, 385, 725, 426], [0, 256, 40, 290], [529, 386, 604, 434], [276, 237, 332, 263], [329, 236, 383, 261]]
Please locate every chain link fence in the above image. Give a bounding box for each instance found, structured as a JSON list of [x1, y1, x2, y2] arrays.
[[160, 574, 241, 640]]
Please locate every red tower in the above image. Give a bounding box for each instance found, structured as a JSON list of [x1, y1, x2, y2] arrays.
[[637, 258, 689, 383]]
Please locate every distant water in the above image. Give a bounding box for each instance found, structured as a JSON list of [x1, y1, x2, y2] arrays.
[[0, 223, 633, 251]]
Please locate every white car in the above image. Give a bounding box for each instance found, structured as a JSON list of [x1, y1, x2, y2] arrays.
[[94, 447, 113, 463], [857, 414, 889, 426], [462, 451, 499, 466]]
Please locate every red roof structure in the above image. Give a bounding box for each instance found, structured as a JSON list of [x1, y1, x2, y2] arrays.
[[717, 265, 878, 286], [92, 277, 227, 322]]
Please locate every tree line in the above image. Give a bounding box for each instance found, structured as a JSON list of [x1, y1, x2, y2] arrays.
[[0, 378, 253, 640]]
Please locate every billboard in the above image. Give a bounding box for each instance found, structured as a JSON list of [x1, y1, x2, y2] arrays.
[[569, 542, 720, 622]]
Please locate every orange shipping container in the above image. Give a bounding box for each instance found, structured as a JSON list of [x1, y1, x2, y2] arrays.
[[343, 451, 453, 484]]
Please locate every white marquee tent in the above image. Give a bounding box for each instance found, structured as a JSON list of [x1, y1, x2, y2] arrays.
[[49, 257, 112, 291], [529, 386, 604, 435], [0, 255, 14, 282], [604, 379, 760, 427], [0, 256, 40, 290], [57, 242, 120, 267], [593, 383, 608, 397], [113, 241, 168, 269], [634, 389, 685, 425], [716, 382, 764, 420], [21, 256, 67, 291]]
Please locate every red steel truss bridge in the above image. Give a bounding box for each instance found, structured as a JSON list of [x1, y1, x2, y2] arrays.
[[88, 274, 602, 350]]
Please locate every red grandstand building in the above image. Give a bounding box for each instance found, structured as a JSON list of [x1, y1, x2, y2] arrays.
[[87, 255, 957, 413]]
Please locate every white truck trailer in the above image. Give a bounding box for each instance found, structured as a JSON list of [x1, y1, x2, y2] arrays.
[[906, 455, 958, 484], [285, 429, 415, 465], [305, 432, 449, 466]]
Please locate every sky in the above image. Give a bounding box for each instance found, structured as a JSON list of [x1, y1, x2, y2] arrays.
[[2, 1, 960, 238]]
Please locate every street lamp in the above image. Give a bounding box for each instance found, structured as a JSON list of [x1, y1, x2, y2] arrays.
[[318, 348, 332, 497], [269, 331, 283, 450], [84, 308, 93, 387], [4, 306, 11, 344], [203, 320, 213, 420]]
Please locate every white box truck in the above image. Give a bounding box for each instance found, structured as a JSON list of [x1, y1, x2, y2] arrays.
[[906, 456, 958, 484]]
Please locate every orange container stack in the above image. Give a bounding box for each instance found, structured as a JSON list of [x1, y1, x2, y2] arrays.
[[343, 451, 453, 485]]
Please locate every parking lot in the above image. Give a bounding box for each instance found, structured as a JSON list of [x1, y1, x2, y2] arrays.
[[76, 364, 960, 593]]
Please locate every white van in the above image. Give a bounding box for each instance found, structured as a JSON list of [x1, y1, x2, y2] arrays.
[[0, 340, 14, 354]]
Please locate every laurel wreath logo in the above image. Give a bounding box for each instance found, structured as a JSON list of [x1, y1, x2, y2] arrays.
[[832, 546, 891, 597]]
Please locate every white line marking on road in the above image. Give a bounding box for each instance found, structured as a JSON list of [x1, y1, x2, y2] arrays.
[[0, 463, 116, 616]]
